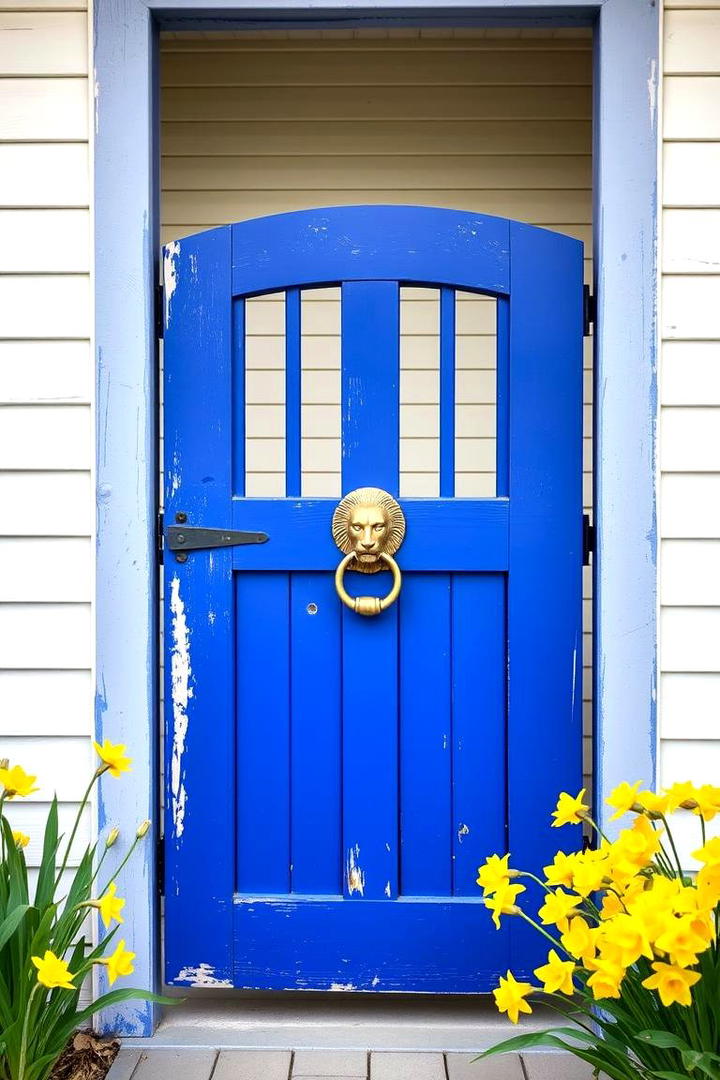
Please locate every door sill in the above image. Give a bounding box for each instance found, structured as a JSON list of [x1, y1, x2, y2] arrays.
[[123, 993, 555, 1050]]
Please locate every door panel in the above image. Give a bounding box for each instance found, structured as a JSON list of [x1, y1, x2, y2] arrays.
[[163, 205, 583, 991]]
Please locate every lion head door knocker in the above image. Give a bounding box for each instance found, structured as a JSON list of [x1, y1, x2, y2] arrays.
[[331, 487, 406, 617]]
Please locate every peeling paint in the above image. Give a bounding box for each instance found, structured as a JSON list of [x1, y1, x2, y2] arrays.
[[384, 880, 391, 897], [176, 963, 232, 988], [330, 981, 355, 991], [457, 823, 470, 843], [346, 844, 365, 895], [169, 449, 181, 498], [647, 57, 657, 127], [371, 975, 380, 987], [93, 69, 100, 136], [170, 575, 193, 838], [163, 240, 181, 329]]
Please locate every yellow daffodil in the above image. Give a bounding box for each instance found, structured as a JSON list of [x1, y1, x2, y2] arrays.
[[0, 764, 39, 799], [484, 882, 525, 930], [597, 914, 653, 968], [627, 878, 681, 941], [606, 780, 643, 821], [697, 863, 720, 909], [493, 971, 534, 1024], [561, 916, 597, 963], [31, 950, 75, 990], [691, 784, 720, 822], [94, 739, 132, 778], [534, 949, 575, 995], [636, 789, 670, 818], [654, 915, 711, 969], [664, 781, 699, 813], [96, 882, 125, 929], [586, 956, 625, 1000], [543, 850, 579, 889], [12, 830, 29, 848], [103, 939, 135, 985], [571, 851, 609, 897], [642, 962, 701, 1007], [692, 836, 720, 868], [551, 789, 589, 828], [608, 815, 663, 881], [537, 888, 582, 931], [476, 853, 511, 896]]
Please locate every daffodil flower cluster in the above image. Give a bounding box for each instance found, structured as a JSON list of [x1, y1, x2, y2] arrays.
[[0, 741, 170, 1080], [477, 782, 720, 1078]]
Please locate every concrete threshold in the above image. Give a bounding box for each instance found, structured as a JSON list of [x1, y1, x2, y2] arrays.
[[124, 993, 555, 1051]]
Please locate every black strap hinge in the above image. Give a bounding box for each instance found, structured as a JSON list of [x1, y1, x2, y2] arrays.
[[166, 525, 269, 557], [583, 285, 596, 337], [583, 513, 595, 566], [155, 283, 164, 340]]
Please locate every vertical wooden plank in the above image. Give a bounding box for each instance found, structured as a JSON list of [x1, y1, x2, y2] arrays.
[[439, 287, 456, 498], [285, 288, 301, 497], [341, 281, 400, 900], [290, 572, 342, 895], [236, 572, 291, 894], [233, 298, 246, 496], [496, 297, 509, 498], [452, 574, 507, 895], [399, 573, 452, 896], [507, 221, 583, 970], [163, 227, 235, 984]]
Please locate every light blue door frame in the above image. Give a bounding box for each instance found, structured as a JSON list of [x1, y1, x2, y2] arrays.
[[94, 0, 658, 1036]]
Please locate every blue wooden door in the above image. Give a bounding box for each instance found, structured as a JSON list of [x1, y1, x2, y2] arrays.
[[163, 206, 583, 992]]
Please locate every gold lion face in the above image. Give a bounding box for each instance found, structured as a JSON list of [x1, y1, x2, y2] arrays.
[[331, 487, 406, 573]]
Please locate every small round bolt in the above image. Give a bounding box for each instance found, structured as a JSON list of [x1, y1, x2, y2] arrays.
[[176, 552, 188, 563], [176, 533, 186, 544], [306, 603, 318, 615], [175, 512, 187, 524]]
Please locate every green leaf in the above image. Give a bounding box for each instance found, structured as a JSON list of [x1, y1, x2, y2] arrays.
[[681, 1051, 720, 1080], [652, 1073, 700, 1080], [0, 904, 32, 953], [477, 1030, 580, 1057], [637, 1031, 692, 1053], [34, 799, 60, 909], [53, 989, 178, 1045]]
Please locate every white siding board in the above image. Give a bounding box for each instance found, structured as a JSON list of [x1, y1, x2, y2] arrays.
[[661, 342, 720, 404], [660, 408, 720, 471], [662, 276, 720, 339], [0, 341, 90, 403], [0, 735, 90, 801], [661, 739, 720, 786], [661, 608, 720, 672], [0, 538, 91, 601], [663, 144, 720, 207], [662, 210, 720, 273], [0, 209, 90, 272], [0, 12, 87, 74], [661, 540, 720, 604], [661, 473, 720, 537], [0, 670, 91, 736], [0, 78, 88, 140], [0, 145, 89, 208], [0, 405, 90, 469], [3, 802, 89, 867], [0, 603, 91, 669], [663, 77, 720, 138], [0, 471, 92, 534], [662, 673, 720, 740], [0, 276, 90, 338], [664, 10, 720, 72]]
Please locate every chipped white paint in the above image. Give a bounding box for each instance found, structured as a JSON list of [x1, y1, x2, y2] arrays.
[[169, 448, 181, 498], [371, 975, 381, 987], [329, 982, 355, 991], [384, 880, 391, 897], [647, 57, 657, 125], [170, 574, 193, 838], [176, 963, 232, 988], [163, 239, 181, 329], [94, 70, 100, 136], [345, 844, 365, 896], [457, 823, 470, 844]]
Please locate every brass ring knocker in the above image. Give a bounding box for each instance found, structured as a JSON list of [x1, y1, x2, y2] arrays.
[[334, 551, 402, 617], [331, 487, 406, 617]]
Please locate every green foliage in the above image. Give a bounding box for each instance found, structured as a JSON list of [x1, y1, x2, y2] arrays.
[[0, 759, 173, 1080]]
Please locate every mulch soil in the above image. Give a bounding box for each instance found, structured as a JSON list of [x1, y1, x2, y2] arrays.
[[48, 1033, 119, 1080]]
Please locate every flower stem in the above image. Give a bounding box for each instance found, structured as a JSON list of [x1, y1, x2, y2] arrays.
[[55, 770, 104, 888], [18, 982, 39, 1080]]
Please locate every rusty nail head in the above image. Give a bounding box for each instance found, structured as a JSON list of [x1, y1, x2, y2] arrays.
[[175, 512, 187, 524]]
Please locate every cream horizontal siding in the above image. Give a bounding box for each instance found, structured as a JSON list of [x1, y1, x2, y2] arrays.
[[660, 2, 720, 845], [160, 26, 595, 784], [0, 3, 93, 877]]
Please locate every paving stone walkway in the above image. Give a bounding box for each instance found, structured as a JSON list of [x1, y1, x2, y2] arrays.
[[108, 1048, 596, 1080]]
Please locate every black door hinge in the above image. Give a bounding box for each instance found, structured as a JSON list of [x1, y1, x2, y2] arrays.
[[155, 283, 164, 340], [583, 285, 596, 337], [583, 513, 595, 566], [157, 835, 165, 896], [157, 511, 164, 565]]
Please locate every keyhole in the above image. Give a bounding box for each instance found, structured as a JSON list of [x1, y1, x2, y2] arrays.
[[306, 603, 318, 615]]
